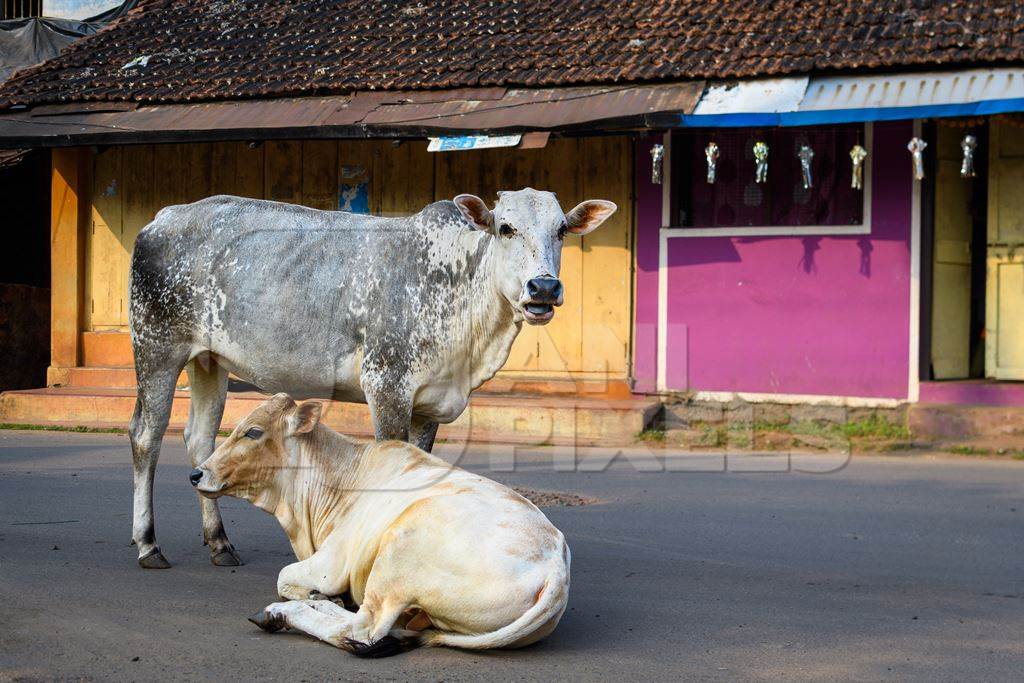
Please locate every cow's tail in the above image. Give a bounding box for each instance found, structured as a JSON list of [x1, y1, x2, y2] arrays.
[[425, 547, 570, 651]]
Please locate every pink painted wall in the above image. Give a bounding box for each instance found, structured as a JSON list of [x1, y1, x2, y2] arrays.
[[633, 121, 913, 399]]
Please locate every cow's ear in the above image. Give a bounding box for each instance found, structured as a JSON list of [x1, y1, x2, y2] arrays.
[[454, 194, 494, 233], [291, 401, 323, 435], [565, 200, 617, 236]]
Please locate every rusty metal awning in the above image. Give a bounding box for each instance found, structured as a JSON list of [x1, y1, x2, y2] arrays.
[[0, 81, 704, 147]]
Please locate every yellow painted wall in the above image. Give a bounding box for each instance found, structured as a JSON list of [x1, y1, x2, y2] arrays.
[[84, 137, 634, 378]]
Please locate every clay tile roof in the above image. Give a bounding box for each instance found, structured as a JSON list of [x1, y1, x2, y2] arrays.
[[0, 0, 1021, 108]]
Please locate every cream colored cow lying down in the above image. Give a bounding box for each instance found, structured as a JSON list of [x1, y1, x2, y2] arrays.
[[191, 393, 570, 657]]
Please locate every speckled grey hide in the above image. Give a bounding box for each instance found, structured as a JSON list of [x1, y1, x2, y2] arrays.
[[125, 189, 616, 568]]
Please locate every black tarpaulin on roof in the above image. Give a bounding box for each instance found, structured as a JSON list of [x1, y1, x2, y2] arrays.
[[0, 1, 136, 83]]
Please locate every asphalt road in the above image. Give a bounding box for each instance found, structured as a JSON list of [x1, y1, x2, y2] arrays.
[[0, 430, 1022, 682]]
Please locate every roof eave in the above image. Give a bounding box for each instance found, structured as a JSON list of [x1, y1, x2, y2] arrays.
[[0, 82, 705, 148]]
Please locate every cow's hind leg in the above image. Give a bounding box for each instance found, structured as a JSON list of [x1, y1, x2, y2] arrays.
[[130, 355, 187, 569], [409, 415, 439, 453], [184, 355, 240, 566]]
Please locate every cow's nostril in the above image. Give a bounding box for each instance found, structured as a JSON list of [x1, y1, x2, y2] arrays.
[[527, 277, 561, 303], [189, 468, 203, 486]]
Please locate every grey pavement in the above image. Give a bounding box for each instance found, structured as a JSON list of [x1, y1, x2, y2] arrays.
[[0, 430, 1021, 681]]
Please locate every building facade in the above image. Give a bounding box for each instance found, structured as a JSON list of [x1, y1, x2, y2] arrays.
[[1, 2, 1023, 439], [58, 137, 634, 389]]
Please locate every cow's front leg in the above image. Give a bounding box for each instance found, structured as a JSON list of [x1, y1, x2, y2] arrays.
[[409, 416, 439, 453], [249, 600, 371, 649], [364, 378, 414, 442], [277, 552, 346, 601], [250, 600, 411, 654]]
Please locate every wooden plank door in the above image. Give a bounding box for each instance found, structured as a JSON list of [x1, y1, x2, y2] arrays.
[[930, 126, 973, 379], [986, 120, 1024, 379], [87, 147, 125, 330]]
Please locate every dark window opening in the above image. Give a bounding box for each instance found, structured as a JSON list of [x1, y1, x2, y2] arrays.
[[670, 125, 866, 229], [0, 148, 51, 392]]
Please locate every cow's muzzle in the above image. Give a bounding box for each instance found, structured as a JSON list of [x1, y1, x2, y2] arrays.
[[190, 467, 226, 497], [523, 277, 562, 324]]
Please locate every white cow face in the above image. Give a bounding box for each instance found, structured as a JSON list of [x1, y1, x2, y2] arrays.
[[191, 393, 321, 504], [454, 188, 616, 325]]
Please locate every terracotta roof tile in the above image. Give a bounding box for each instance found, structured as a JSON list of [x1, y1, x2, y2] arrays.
[[0, 0, 1021, 108]]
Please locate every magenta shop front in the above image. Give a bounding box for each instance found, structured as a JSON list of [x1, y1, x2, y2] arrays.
[[633, 121, 916, 403]]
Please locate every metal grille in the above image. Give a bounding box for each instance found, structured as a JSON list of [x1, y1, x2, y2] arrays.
[[2, 0, 43, 19]]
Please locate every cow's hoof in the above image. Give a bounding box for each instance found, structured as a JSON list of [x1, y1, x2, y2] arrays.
[[249, 610, 286, 633], [138, 547, 172, 569], [211, 547, 243, 566]]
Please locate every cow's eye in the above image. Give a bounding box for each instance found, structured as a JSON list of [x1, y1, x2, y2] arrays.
[[499, 223, 517, 238], [557, 224, 568, 240], [244, 427, 264, 440]]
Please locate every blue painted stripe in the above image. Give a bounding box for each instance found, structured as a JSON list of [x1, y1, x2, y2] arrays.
[[677, 113, 783, 127], [676, 112, 785, 127], [676, 98, 1024, 127]]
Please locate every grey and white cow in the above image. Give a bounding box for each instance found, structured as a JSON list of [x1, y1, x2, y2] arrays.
[[128, 189, 615, 568]]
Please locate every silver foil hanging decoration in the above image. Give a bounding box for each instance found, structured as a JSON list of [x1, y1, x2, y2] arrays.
[[960, 134, 977, 178], [650, 143, 664, 185], [907, 137, 928, 181], [849, 144, 868, 190], [705, 142, 720, 184], [753, 141, 769, 183], [797, 145, 814, 189]]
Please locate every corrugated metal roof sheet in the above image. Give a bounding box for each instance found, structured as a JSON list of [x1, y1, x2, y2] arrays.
[[361, 83, 704, 130], [800, 68, 1024, 111], [671, 67, 1024, 127], [0, 81, 704, 146], [692, 77, 808, 115]]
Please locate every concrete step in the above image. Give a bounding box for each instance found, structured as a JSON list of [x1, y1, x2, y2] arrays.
[[58, 366, 147, 389], [919, 380, 1024, 407], [0, 386, 659, 446], [82, 331, 133, 366], [908, 403, 1024, 441], [57, 366, 193, 390], [55, 363, 634, 399]]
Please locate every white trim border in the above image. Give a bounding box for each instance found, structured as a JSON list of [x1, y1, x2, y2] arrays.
[[656, 131, 672, 392], [691, 390, 906, 409], [907, 119, 922, 403]]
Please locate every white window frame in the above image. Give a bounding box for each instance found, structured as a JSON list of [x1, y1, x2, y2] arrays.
[[660, 122, 873, 238]]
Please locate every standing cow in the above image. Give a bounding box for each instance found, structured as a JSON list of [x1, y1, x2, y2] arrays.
[[128, 189, 615, 568]]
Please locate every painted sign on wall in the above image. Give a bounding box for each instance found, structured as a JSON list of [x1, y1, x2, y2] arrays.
[[427, 135, 522, 152], [338, 163, 369, 213], [338, 182, 369, 213]]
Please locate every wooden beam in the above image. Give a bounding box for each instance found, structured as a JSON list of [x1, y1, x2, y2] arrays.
[[47, 148, 90, 385]]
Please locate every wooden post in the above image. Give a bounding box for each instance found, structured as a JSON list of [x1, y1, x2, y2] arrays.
[[47, 148, 89, 386]]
